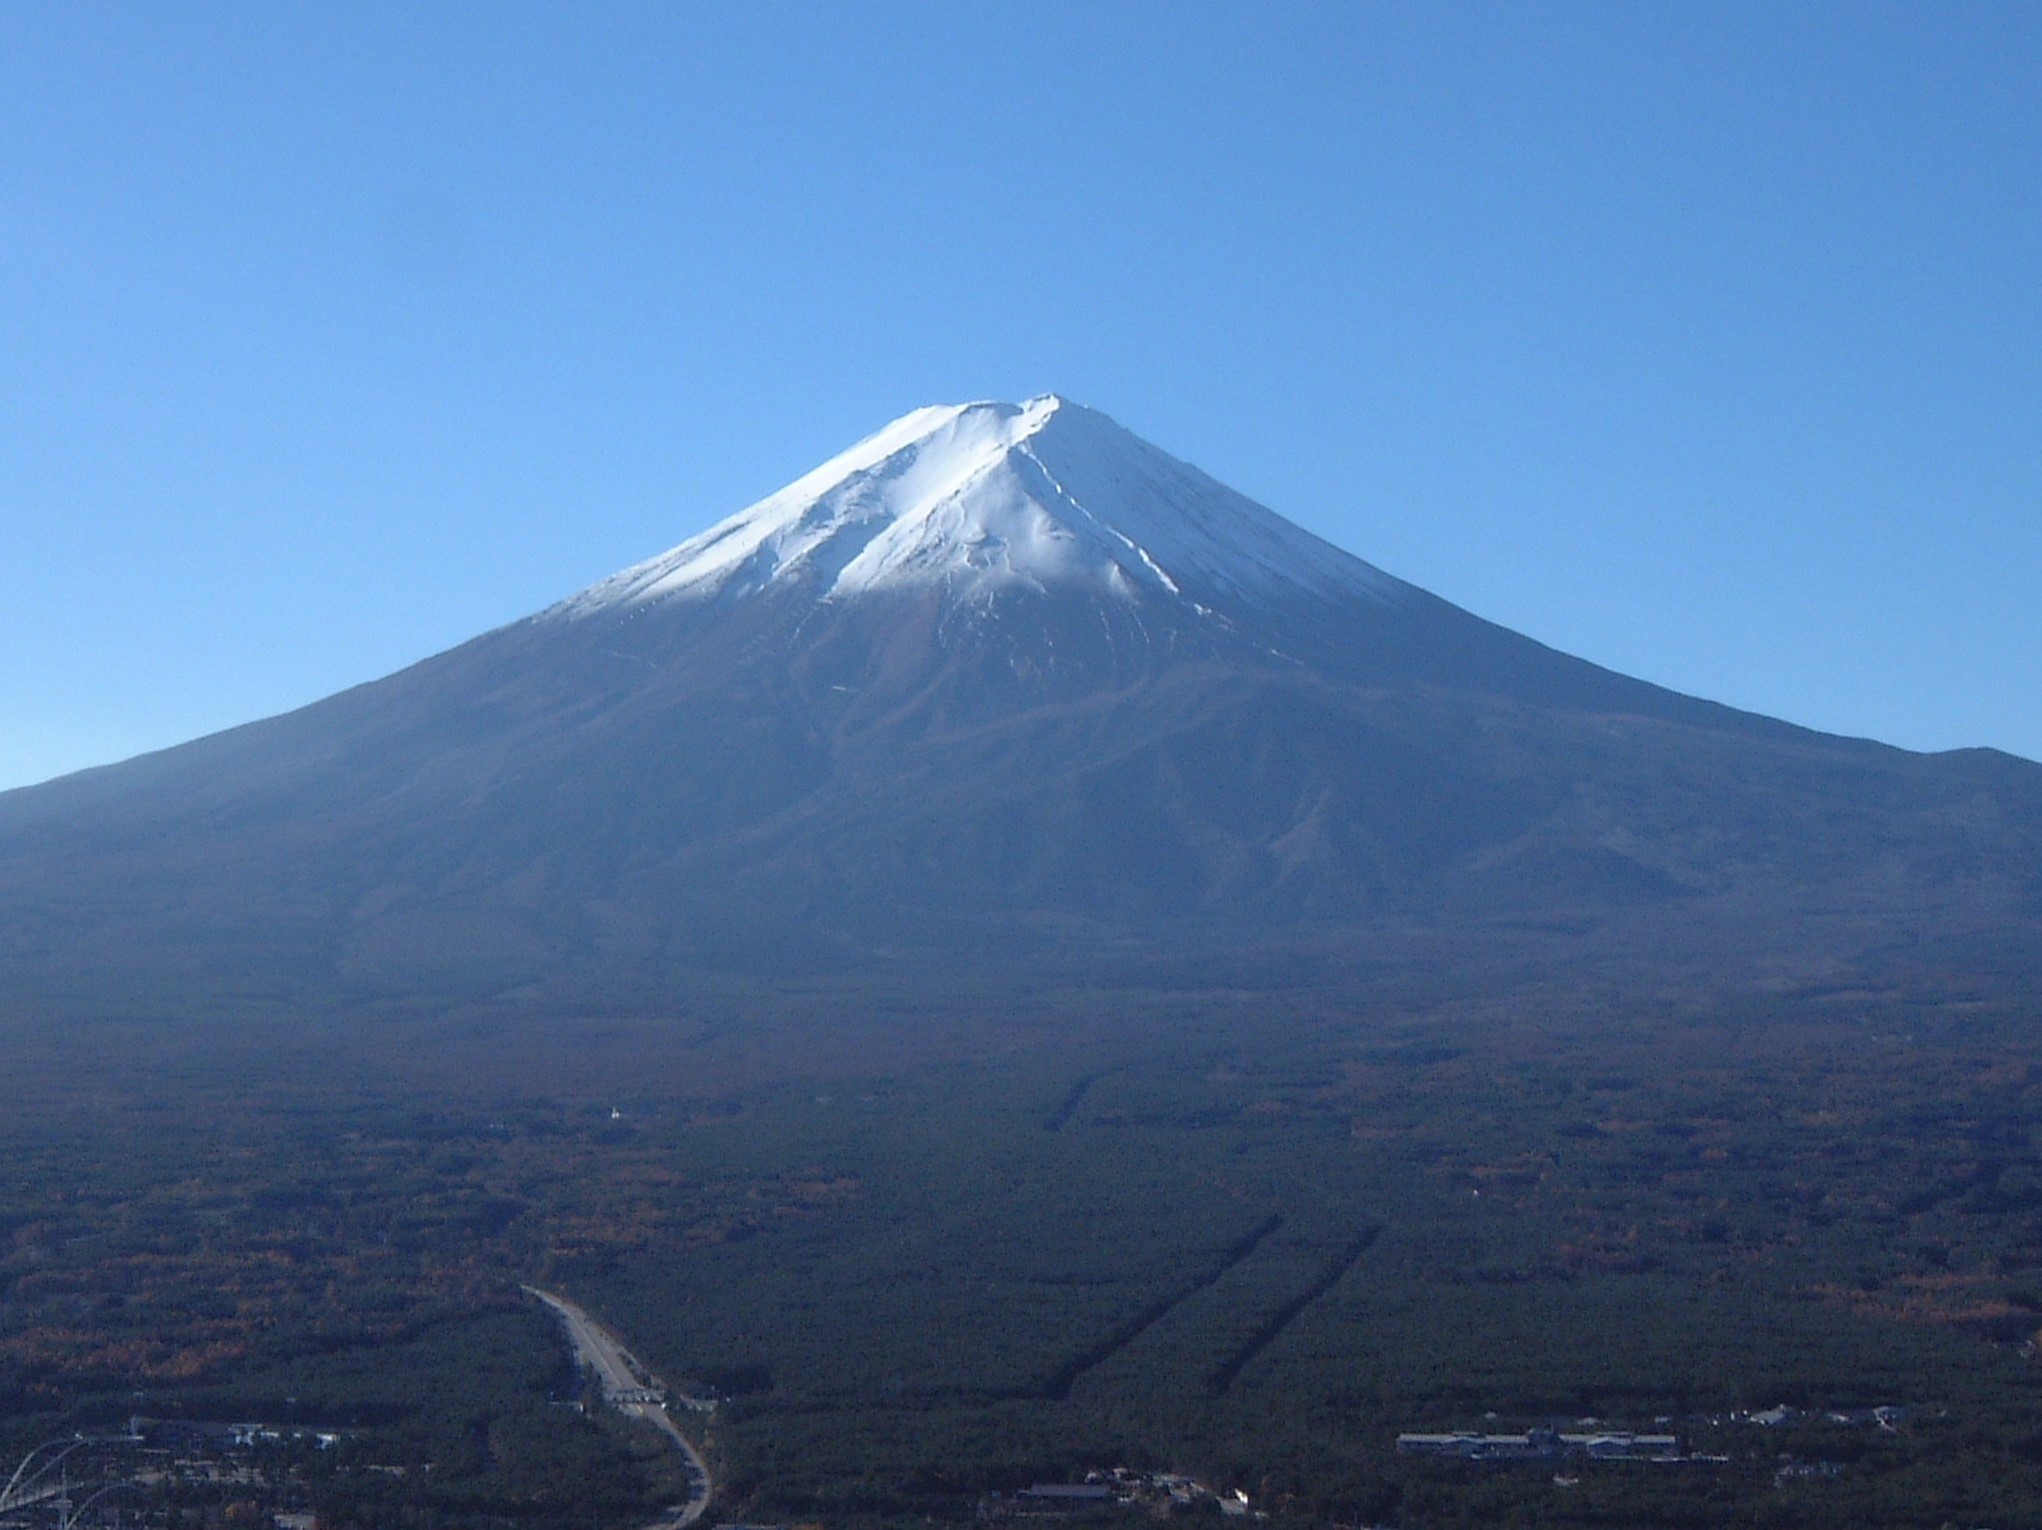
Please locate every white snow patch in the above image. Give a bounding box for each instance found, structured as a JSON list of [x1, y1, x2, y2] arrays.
[[552, 396, 1400, 620]]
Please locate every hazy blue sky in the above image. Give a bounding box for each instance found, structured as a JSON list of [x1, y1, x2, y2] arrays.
[[3, 3, 2038, 788]]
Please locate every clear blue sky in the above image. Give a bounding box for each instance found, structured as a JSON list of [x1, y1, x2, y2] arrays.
[[3, 3, 2038, 789]]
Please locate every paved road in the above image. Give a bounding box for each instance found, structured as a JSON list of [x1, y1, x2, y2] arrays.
[[525, 1286, 714, 1529]]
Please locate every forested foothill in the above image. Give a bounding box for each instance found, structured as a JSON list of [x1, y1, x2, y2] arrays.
[[7, 936, 2042, 1530]]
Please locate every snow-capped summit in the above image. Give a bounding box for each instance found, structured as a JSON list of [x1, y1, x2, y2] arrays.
[[556, 395, 1400, 619]]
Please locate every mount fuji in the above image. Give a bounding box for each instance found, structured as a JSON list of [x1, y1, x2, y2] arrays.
[[2, 396, 2039, 1019]]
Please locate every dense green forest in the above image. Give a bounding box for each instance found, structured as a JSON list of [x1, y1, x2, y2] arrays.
[[7, 976, 2042, 1528]]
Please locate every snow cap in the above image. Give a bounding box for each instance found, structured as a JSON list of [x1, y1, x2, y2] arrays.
[[557, 395, 1396, 617]]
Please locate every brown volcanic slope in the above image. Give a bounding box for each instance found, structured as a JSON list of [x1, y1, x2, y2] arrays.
[[1, 396, 2038, 1023]]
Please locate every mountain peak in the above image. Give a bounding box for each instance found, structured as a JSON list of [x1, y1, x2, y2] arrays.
[[553, 396, 1400, 621], [8, 393, 2040, 1020]]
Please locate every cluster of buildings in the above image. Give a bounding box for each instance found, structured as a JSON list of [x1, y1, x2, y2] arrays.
[[1397, 1406, 1910, 1468], [1722, 1403, 1907, 1430], [980, 1468, 1257, 1519], [1395, 1426, 1690, 1463], [1, 1423, 333, 1530]]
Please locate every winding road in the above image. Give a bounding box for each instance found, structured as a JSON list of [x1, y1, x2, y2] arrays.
[[525, 1286, 714, 1529]]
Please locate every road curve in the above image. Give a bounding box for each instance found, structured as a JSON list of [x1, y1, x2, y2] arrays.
[[525, 1286, 714, 1529]]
